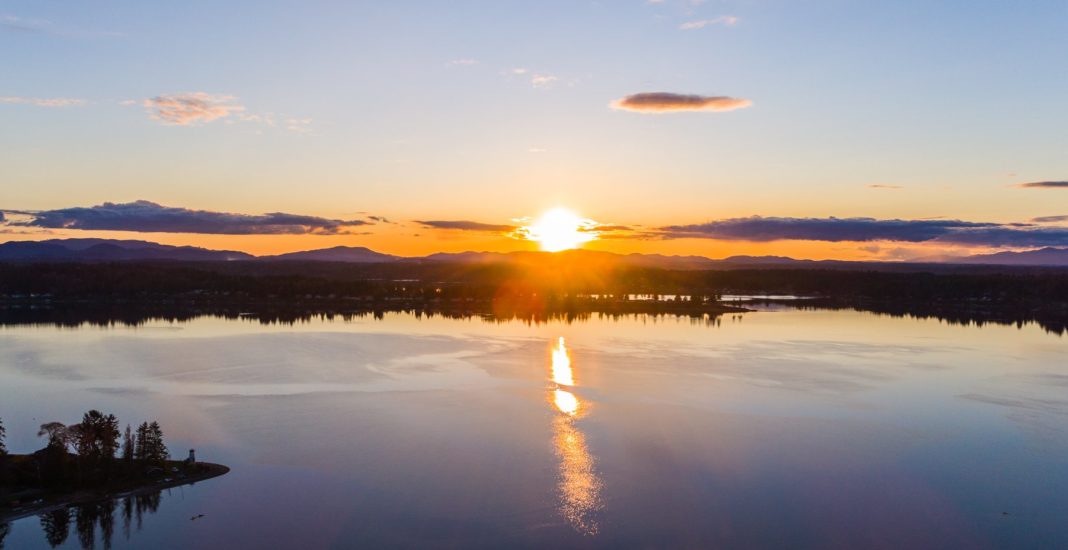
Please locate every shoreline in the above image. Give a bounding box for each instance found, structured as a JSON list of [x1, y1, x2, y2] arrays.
[[0, 462, 230, 523]]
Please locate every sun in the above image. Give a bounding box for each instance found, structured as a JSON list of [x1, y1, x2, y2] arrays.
[[525, 208, 597, 252]]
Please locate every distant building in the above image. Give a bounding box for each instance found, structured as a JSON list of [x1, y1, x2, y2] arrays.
[[185, 449, 196, 465]]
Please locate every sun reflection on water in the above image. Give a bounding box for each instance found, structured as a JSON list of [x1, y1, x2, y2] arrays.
[[551, 336, 575, 387], [548, 336, 603, 535], [554, 388, 579, 416]]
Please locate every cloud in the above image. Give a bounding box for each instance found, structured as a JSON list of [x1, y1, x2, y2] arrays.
[[653, 216, 1068, 248], [933, 227, 1068, 248], [679, 16, 739, 30], [659, 217, 997, 243], [446, 58, 478, 67], [416, 220, 517, 232], [1, 14, 121, 38], [1032, 215, 1068, 223], [1, 14, 45, 32], [285, 117, 313, 135], [0, 96, 86, 107], [505, 68, 559, 88], [530, 74, 558, 88], [868, 184, 902, 190], [143, 93, 245, 126], [1017, 181, 1068, 189], [7, 200, 372, 235], [611, 92, 752, 113]]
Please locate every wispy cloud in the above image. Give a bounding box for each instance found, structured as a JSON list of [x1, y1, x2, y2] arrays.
[[416, 220, 517, 232], [679, 16, 738, 30], [1017, 180, 1068, 189], [5, 200, 372, 235], [1, 14, 48, 33], [506, 68, 560, 88], [1, 14, 122, 38], [530, 74, 559, 88], [868, 184, 902, 190], [144, 93, 245, 126], [446, 58, 478, 67], [285, 117, 313, 135], [611, 92, 752, 113], [0, 96, 86, 107]]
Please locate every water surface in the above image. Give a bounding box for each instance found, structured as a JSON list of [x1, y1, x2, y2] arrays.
[[1, 309, 1066, 548]]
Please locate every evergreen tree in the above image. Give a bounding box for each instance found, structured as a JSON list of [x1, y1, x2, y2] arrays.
[[121, 425, 134, 463], [147, 422, 168, 463], [0, 417, 6, 455], [134, 423, 149, 462]]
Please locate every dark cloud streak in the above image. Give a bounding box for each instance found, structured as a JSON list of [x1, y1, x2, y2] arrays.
[[416, 220, 516, 232], [656, 216, 1068, 248], [1018, 181, 1068, 188], [8, 200, 371, 235], [611, 93, 751, 113]]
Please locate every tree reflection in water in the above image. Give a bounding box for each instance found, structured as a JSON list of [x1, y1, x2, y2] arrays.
[[8, 490, 166, 549]]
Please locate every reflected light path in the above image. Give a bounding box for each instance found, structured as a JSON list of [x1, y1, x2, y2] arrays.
[[551, 336, 575, 387], [548, 337, 603, 535]]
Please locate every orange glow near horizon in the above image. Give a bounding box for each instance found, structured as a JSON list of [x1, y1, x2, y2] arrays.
[[1, 216, 1014, 262]]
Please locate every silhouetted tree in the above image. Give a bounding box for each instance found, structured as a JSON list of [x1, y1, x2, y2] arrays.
[[134, 423, 148, 462], [121, 425, 134, 463], [134, 422, 168, 464], [39, 509, 71, 548], [0, 417, 6, 455], [73, 410, 120, 463], [147, 422, 168, 464], [38, 422, 69, 451]]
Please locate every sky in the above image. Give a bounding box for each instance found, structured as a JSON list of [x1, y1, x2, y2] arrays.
[[2, 0, 1067, 259]]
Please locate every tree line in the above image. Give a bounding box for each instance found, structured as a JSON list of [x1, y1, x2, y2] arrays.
[[1, 411, 171, 492]]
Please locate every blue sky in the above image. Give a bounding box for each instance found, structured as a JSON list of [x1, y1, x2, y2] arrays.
[[2, 0, 1067, 257]]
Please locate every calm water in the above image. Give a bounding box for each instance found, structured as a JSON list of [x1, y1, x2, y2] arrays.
[[1, 309, 1066, 549]]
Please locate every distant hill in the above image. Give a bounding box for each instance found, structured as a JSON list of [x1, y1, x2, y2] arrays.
[[4, 238, 1068, 270], [957, 247, 1068, 266], [0, 239, 252, 262], [260, 246, 399, 263]]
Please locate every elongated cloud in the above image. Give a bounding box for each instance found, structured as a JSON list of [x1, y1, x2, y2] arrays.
[[1032, 215, 1068, 223], [416, 220, 517, 232], [1018, 181, 1068, 189], [660, 217, 996, 243], [611, 93, 751, 113], [0, 96, 86, 107], [7, 200, 371, 235], [144, 93, 244, 125], [657, 216, 1068, 247]]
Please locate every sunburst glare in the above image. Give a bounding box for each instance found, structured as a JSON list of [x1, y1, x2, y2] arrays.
[[521, 207, 598, 252]]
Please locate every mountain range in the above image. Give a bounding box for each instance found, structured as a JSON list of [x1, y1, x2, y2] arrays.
[[2, 238, 1068, 268]]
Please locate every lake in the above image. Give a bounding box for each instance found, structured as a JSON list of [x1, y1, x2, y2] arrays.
[[1, 308, 1066, 548]]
